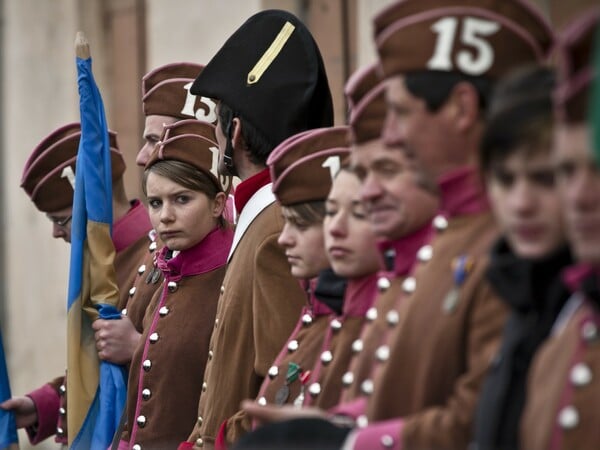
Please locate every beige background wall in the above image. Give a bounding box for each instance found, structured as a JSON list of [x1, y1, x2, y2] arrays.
[[1, 0, 594, 448]]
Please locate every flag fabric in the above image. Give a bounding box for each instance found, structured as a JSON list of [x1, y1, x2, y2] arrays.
[[67, 54, 127, 450], [592, 25, 600, 163], [0, 327, 18, 450]]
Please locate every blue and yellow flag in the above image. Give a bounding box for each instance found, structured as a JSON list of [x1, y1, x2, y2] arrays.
[[67, 33, 127, 450], [0, 327, 18, 450]]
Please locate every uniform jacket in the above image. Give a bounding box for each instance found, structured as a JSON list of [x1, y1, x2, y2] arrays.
[[27, 200, 153, 445], [256, 273, 377, 412], [473, 239, 572, 450], [187, 183, 306, 449], [337, 225, 432, 410], [521, 265, 600, 450], [353, 167, 508, 450], [119, 226, 232, 450]]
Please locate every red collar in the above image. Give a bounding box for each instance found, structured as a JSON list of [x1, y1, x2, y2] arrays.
[[112, 200, 152, 253], [234, 168, 271, 215], [378, 223, 433, 277], [437, 166, 489, 218]]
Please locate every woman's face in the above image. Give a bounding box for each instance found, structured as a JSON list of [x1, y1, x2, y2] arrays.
[[324, 170, 381, 278], [278, 212, 330, 279], [146, 172, 223, 251], [486, 148, 565, 259]]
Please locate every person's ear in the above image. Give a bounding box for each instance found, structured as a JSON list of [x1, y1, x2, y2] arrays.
[[231, 117, 246, 150], [212, 191, 227, 218], [447, 81, 480, 133]]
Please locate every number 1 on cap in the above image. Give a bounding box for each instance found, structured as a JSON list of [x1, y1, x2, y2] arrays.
[[322, 155, 341, 180], [61, 165, 76, 190]]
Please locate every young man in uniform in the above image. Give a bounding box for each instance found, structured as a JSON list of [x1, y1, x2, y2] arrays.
[[520, 10, 600, 450], [179, 9, 334, 450], [0, 123, 154, 445]]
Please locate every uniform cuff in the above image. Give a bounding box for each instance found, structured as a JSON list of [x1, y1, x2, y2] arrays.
[[26, 384, 60, 444], [352, 418, 404, 450]]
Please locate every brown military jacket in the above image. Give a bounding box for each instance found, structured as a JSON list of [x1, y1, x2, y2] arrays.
[[27, 200, 154, 445], [120, 227, 233, 450], [353, 168, 508, 450], [521, 272, 600, 450], [339, 226, 431, 405], [257, 275, 377, 413], [188, 186, 306, 449]]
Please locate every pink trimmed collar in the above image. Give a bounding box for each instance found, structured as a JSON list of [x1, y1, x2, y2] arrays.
[[562, 263, 600, 294], [234, 168, 271, 215], [378, 223, 433, 277], [112, 200, 152, 253], [437, 166, 489, 218], [156, 226, 234, 280], [343, 273, 378, 317]]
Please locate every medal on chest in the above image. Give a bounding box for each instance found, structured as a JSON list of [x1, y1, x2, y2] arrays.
[[275, 362, 301, 405], [443, 255, 473, 313]]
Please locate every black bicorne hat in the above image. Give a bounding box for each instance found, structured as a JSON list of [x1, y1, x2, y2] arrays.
[[190, 9, 334, 148]]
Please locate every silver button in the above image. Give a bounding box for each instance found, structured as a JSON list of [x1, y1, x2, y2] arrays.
[[366, 307, 378, 321], [149, 332, 159, 343], [376, 345, 390, 362], [197, 416, 203, 426], [149, 241, 157, 252], [342, 371, 354, 387], [321, 350, 333, 365], [352, 339, 363, 353], [558, 405, 579, 429], [159, 306, 169, 316], [167, 281, 178, 293], [142, 388, 151, 400], [308, 383, 321, 397], [417, 245, 433, 262], [356, 415, 368, 428], [361, 379, 374, 395], [196, 437, 204, 447], [381, 434, 395, 448], [208, 350, 214, 360], [138, 264, 146, 275], [302, 313, 313, 326], [132, 445, 141, 450], [402, 277, 416, 294], [56, 427, 64, 436], [257, 397, 267, 406], [59, 407, 66, 416], [121, 308, 128, 316], [136, 415, 146, 427], [202, 381, 207, 392], [582, 321, 598, 342], [570, 362, 593, 386], [59, 384, 66, 395], [214, 318, 219, 328], [220, 285, 225, 294], [129, 286, 137, 296], [377, 277, 391, 291], [288, 340, 299, 352], [268, 366, 279, 379], [142, 359, 152, 371], [330, 318, 342, 331], [433, 215, 448, 231], [386, 310, 399, 326]]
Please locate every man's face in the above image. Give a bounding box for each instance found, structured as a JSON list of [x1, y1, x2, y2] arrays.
[[382, 75, 460, 182], [554, 123, 600, 265], [351, 138, 438, 241], [46, 206, 73, 243], [486, 149, 565, 259], [137, 115, 178, 166]]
